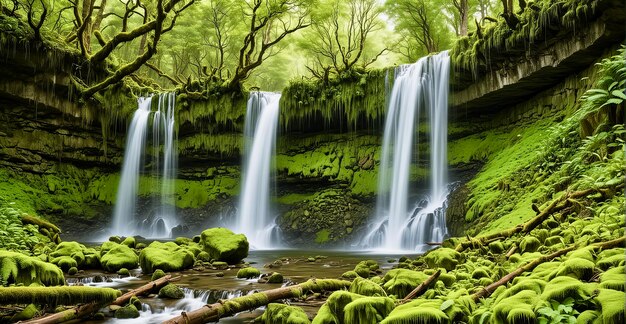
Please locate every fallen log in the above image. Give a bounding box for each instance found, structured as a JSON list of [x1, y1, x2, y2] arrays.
[[471, 245, 575, 302], [590, 236, 626, 250], [162, 279, 350, 324], [24, 275, 175, 324], [400, 269, 441, 303], [505, 244, 517, 259], [112, 275, 176, 306], [455, 183, 623, 252]]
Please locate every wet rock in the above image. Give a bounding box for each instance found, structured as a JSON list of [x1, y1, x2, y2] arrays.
[[267, 272, 283, 284], [158, 284, 185, 299], [115, 305, 139, 319], [201, 228, 249, 264], [171, 224, 191, 237]]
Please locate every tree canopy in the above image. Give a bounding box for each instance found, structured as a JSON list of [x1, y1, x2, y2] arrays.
[[2, 0, 527, 95]]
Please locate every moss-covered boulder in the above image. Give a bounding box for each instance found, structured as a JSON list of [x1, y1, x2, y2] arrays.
[[121, 236, 136, 248], [267, 272, 284, 284], [0, 251, 64, 286], [139, 241, 195, 273], [114, 304, 140, 319], [151, 269, 166, 281], [349, 277, 386, 297], [200, 228, 248, 264], [49, 241, 100, 270], [158, 284, 185, 299], [237, 267, 261, 279], [259, 303, 310, 324], [100, 243, 138, 273], [312, 291, 394, 324], [424, 248, 461, 271], [382, 269, 430, 297]]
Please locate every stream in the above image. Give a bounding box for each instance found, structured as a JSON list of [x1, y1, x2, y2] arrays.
[[68, 249, 416, 323]]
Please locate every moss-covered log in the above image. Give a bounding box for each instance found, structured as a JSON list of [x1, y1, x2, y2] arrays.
[[0, 286, 120, 305], [400, 269, 441, 303], [471, 245, 575, 302], [163, 279, 350, 324], [456, 183, 624, 252]]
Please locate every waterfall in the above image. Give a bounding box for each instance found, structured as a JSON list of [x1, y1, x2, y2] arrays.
[[363, 51, 450, 252], [236, 91, 281, 249], [111, 93, 178, 238]]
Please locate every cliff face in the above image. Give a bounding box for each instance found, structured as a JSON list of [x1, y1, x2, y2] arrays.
[[0, 1, 622, 245]]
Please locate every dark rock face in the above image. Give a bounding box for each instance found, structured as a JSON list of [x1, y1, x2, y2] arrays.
[[445, 184, 470, 237]]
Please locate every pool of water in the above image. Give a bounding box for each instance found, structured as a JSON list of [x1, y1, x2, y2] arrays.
[[72, 249, 418, 323]]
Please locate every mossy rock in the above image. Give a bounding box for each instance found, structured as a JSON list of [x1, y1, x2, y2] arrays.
[[471, 267, 490, 279], [544, 235, 564, 247], [51, 256, 78, 272], [0, 251, 65, 286], [488, 241, 505, 254], [491, 290, 540, 323], [114, 304, 139, 319], [519, 236, 541, 253], [259, 303, 310, 324], [139, 241, 195, 273], [11, 304, 38, 321], [380, 298, 449, 324], [349, 277, 386, 297], [424, 248, 461, 271], [108, 236, 122, 244], [68, 267, 78, 276], [237, 267, 261, 279], [121, 237, 136, 248], [212, 261, 228, 270], [158, 284, 185, 299], [100, 243, 138, 273], [117, 268, 130, 277], [200, 228, 249, 264], [341, 271, 358, 279], [554, 257, 595, 280], [382, 269, 429, 297], [129, 295, 142, 310], [267, 272, 284, 284], [313, 291, 393, 324], [151, 269, 166, 281], [196, 251, 211, 262], [353, 260, 378, 278]]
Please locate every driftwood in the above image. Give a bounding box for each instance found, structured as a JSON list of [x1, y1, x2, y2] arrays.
[[471, 245, 575, 302], [456, 183, 623, 252], [400, 269, 441, 303], [24, 275, 175, 324], [162, 279, 350, 324]]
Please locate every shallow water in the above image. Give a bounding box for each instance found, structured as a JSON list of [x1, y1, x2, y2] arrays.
[[74, 249, 417, 323]]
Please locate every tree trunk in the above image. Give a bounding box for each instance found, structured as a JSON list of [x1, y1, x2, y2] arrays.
[[162, 279, 350, 324], [24, 275, 175, 324]]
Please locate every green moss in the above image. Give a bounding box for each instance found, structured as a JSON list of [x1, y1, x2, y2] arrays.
[[237, 267, 261, 279], [259, 303, 310, 324], [596, 253, 625, 271], [382, 269, 429, 297], [151, 269, 167, 281], [0, 286, 120, 305], [267, 272, 284, 284], [200, 228, 249, 264], [121, 236, 136, 248], [344, 296, 395, 324], [594, 288, 626, 323], [380, 299, 449, 324], [600, 266, 625, 291], [341, 271, 358, 279], [0, 251, 64, 286], [158, 283, 185, 299], [11, 303, 38, 321], [280, 69, 387, 130], [424, 248, 461, 271], [554, 258, 595, 280], [114, 304, 140, 319], [519, 236, 541, 254], [540, 276, 593, 301], [349, 277, 386, 297], [315, 229, 331, 244], [100, 242, 138, 273], [491, 290, 541, 324], [139, 241, 195, 273]]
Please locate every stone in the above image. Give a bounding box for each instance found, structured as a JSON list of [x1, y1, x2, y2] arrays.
[[200, 228, 249, 264], [114, 305, 139, 319], [158, 284, 185, 299]]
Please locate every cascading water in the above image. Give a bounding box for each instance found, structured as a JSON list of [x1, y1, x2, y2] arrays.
[[236, 91, 281, 249], [363, 51, 450, 252], [111, 93, 178, 238]]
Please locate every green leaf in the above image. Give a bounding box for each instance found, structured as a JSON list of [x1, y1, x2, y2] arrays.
[[600, 98, 623, 107], [611, 90, 626, 100], [440, 299, 454, 311]]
